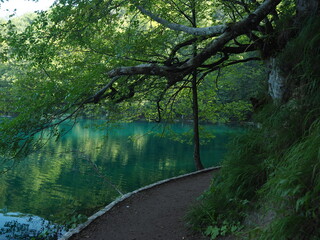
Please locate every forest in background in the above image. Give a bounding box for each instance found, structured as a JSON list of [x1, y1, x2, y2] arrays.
[[0, 13, 264, 123], [0, 1, 268, 170], [0, 0, 320, 239]]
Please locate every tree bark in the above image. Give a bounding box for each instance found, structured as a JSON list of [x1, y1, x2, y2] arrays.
[[267, 58, 285, 101], [136, 5, 226, 36], [192, 71, 204, 170], [191, 1, 204, 170], [81, 0, 282, 114]]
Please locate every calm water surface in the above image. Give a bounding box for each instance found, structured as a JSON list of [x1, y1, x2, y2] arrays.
[[0, 120, 243, 239]]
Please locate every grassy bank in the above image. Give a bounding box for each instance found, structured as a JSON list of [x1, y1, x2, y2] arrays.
[[187, 16, 320, 240]]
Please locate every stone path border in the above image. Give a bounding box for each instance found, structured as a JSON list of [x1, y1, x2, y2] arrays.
[[59, 166, 220, 240]]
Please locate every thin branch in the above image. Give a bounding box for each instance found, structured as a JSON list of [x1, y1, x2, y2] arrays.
[[165, 0, 193, 24], [224, 57, 261, 67], [81, 41, 165, 64], [200, 53, 229, 69], [197, 68, 218, 85], [177, 0, 281, 71], [136, 5, 227, 36], [222, 44, 258, 54], [176, 0, 191, 8], [215, 67, 221, 90], [84, 155, 124, 196], [237, 0, 252, 14], [84, 76, 120, 104], [166, 79, 191, 119], [168, 35, 212, 61]]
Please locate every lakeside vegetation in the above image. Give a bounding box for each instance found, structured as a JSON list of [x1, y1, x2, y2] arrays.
[[188, 15, 320, 239], [0, 0, 320, 239]]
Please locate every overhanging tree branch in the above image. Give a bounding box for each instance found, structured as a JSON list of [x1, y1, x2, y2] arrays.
[[8, 0, 280, 136], [107, 63, 170, 78], [168, 35, 213, 61], [222, 44, 259, 54], [136, 5, 227, 36], [177, 0, 281, 71], [83, 0, 280, 107]]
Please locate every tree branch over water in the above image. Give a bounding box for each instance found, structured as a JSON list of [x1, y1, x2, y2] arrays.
[[0, 0, 281, 157], [85, 0, 280, 103]]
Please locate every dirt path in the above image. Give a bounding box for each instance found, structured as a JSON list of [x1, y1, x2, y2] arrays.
[[67, 169, 217, 240]]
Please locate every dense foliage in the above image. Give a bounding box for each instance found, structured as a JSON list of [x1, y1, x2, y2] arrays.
[[0, 0, 271, 169], [188, 15, 320, 239], [1, 0, 319, 239]]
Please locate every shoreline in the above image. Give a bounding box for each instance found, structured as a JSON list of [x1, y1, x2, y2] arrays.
[[59, 166, 220, 240]]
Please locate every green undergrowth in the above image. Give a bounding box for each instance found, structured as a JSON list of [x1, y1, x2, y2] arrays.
[[187, 16, 320, 239]]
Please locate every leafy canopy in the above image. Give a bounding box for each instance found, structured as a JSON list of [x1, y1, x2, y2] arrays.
[[0, 0, 279, 158]]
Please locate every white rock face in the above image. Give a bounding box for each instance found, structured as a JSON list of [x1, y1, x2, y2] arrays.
[[267, 58, 285, 100], [267, 0, 319, 102]]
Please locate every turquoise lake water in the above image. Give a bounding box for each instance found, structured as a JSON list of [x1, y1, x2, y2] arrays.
[[0, 120, 243, 239]]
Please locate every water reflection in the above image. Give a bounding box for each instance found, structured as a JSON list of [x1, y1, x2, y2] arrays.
[[0, 120, 243, 239], [0, 211, 64, 240]]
